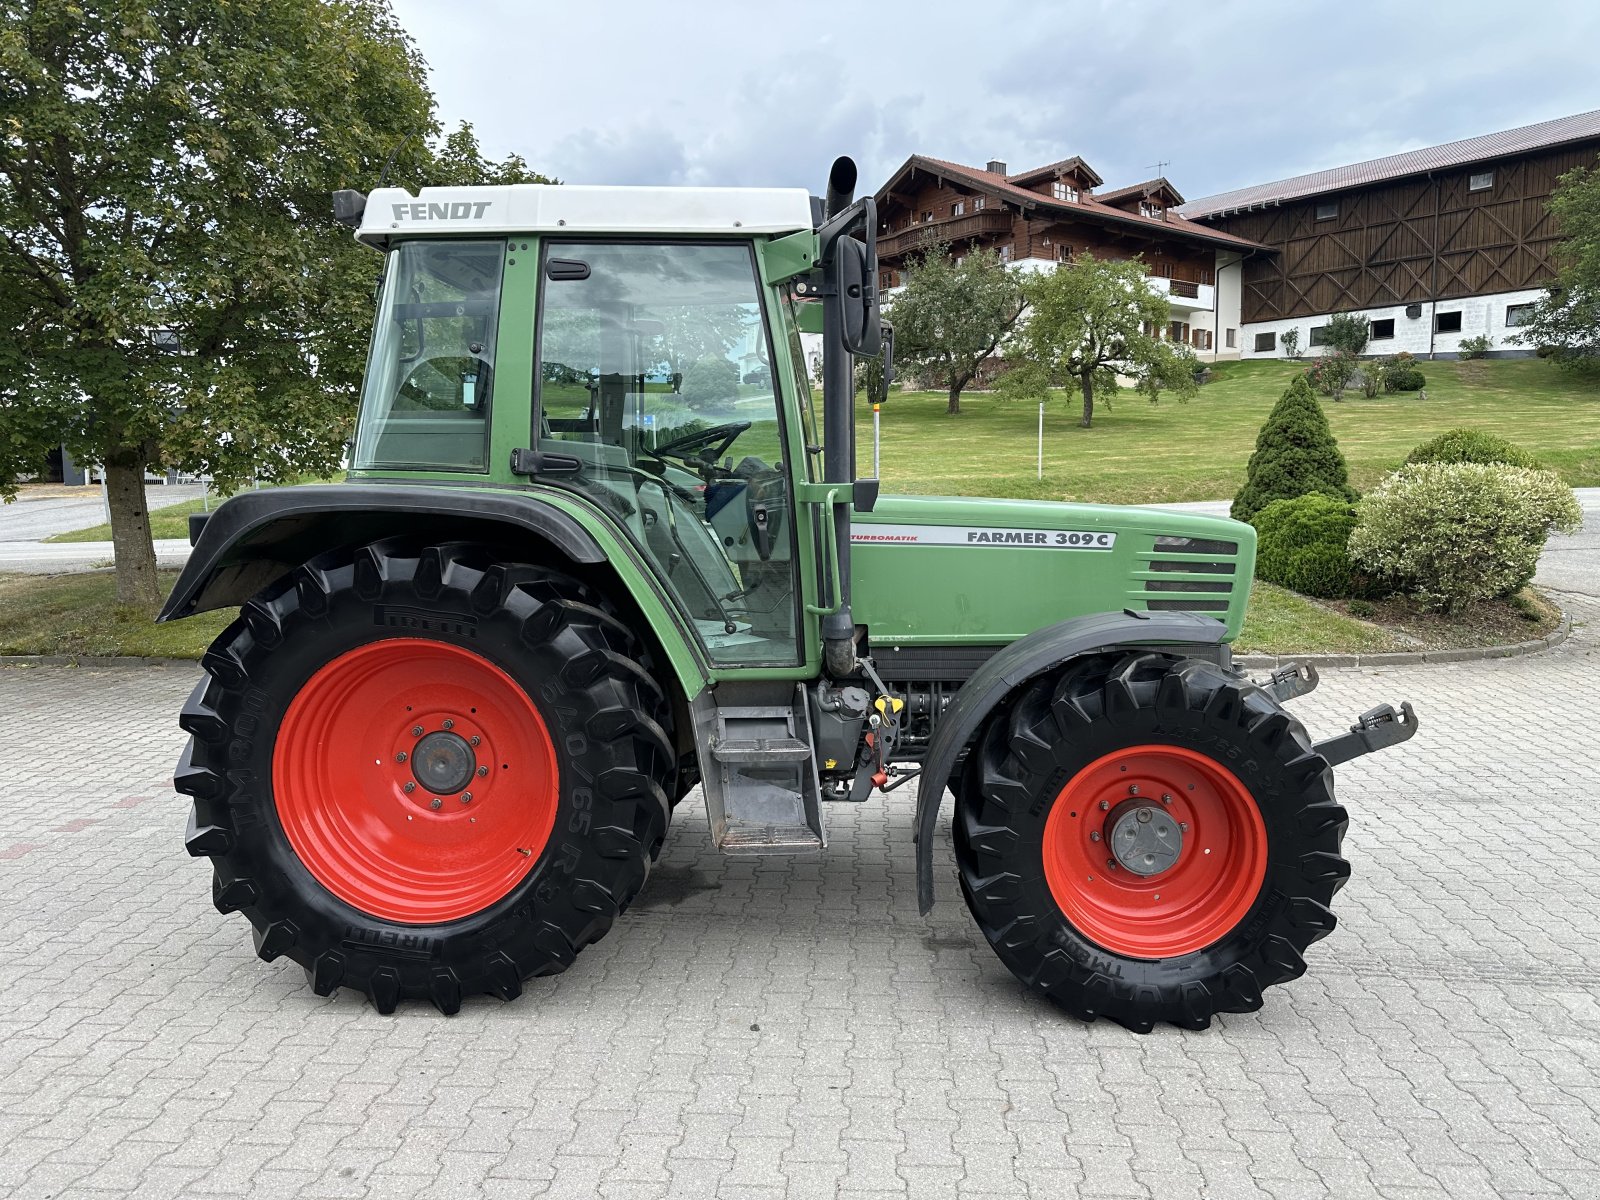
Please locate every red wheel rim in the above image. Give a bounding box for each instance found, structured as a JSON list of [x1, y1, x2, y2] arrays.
[[272, 638, 559, 924], [1042, 745, 1267, 958]]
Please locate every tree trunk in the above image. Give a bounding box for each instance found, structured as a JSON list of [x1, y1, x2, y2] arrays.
[[947, 385, 961, 415], [1079, 372, 1094, 428], [104, 452, 161, 610]]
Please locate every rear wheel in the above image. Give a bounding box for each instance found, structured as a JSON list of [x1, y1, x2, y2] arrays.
[[176, 541, 673, 1013], [955, 652, 1348, 1032]]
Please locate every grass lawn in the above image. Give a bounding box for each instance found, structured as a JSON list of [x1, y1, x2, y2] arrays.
[[869, 358, 1600, 505], [1234, 583, 1401, 655], [0, 571, 233, 658]]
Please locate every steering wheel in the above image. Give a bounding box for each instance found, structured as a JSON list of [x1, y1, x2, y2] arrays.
[[396, 354, 493, 410], [644, 421, 752, 471]]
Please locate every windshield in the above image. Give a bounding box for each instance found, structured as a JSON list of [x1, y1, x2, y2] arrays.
[[353, 239, 504, 471], [536, 241, 799, 666]]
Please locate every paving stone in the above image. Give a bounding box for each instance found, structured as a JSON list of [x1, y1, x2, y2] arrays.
[[4, 592, 1600, 1196]]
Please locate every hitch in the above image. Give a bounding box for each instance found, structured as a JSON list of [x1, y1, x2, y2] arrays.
[[1313, 702, 1419, 766], [1259, 661, 1319, 703]]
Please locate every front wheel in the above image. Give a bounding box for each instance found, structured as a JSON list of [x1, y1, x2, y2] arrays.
[[955, 652, 1349, 1032], [176, 541, 674, 1013]]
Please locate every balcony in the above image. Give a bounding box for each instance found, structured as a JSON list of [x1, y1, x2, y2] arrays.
[[878, 210, 1013, 260], [1147, 275, 1214, 312]]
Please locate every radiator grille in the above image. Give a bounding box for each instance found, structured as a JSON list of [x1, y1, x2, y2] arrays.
[[1135, 537, 1241, 614]]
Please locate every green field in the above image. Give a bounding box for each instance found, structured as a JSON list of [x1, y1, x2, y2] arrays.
[[866, 358, 1600, 505]]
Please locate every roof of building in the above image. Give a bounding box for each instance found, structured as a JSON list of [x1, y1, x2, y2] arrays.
[[356, 184, 813, 247], [882, 155, 1265, 252], [1095, 178, 1186, 206], [1178, 109, 1600, 219], [1007, 156, 1105, 188]]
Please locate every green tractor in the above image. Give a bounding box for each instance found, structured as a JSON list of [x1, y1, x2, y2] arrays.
[[163, 158, 1416, 1030]]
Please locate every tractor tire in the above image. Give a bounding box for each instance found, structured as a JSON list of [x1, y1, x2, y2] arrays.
[[954, 651, 1348, 1032], [176, 540, 673, 1014]]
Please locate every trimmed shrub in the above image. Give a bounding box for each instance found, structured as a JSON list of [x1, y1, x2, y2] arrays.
[[1405, 427, 1539, 470], [681, 355, 739, 410], [1378, 352, 1426, 392], [1251, 493, 1361, 599], [1348, 463, 1582, 612], [1304, 350, 1358, 398], [1231, 375, 1358, 523], [1458, 333, 1494, 359]]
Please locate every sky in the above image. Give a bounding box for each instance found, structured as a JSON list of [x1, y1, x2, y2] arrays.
[[389, 0, 1600, 205]]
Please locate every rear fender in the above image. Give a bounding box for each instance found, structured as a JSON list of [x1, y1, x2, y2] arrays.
[[911, 609, 1230, 914], [158, 483, 710, 699]]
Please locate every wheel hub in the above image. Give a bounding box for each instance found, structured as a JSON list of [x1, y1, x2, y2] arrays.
[[1107, 801, 1183, 876], [411, 730, 476, 795]]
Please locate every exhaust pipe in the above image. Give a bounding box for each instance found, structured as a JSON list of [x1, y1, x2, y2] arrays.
[[825, 157, 857, 220]]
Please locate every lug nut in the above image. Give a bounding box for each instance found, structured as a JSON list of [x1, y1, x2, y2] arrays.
[[1090, 831, 1102, 842], [429, 798, 443, 810], [1099, 800, 1110, 811], [403, 782, 416, 794], [1128, 785, 1140, 796], [412, 725, 424, 737], [461, 792, 473, 804], [477, 765, 489, 777], [469, 735, 481, 747], [1180, 822, 1189, 832], [443, 719, 454, 730], [1161, 794, 1172, 804], [1107, 859, 1118, 870], [395, 751, 408, 763]]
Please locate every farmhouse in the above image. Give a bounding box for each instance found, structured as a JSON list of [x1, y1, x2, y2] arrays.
[[875, 109, 1600, 362], [872, 155, 1265, 359]]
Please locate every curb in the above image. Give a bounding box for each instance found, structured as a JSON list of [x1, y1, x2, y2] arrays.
[[0, 613, 1576, 673], [0, 655, 200, 669], [1235, 610, 1573, 670]]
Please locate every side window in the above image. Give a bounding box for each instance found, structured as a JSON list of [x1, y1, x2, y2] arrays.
[[535, 242, 800, 666], [353, 240, 503, 471]]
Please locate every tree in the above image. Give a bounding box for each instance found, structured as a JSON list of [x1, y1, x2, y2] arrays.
[[1231, 375, 1357, 523], [1321, 312, 1370, 356], [1007, 252, 1197, 428], [888, 247, 1026, 415], [1513, 155, 1600, 370], [0, 0, 549, 608], [1280, 327, 1302, 359]]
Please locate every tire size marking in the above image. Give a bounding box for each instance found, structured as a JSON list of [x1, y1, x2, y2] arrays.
[[851, 524, 1116, 550]]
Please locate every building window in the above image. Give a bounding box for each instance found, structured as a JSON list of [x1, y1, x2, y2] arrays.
[[879, 270, 895, 290], [999, 244, 1014, 262], [1315, 202, 1338, 221], [1140, 201, 1164, 220], [1168, 320, 1190, 342], [1192, 329, 1213, 351], [973, 195, 986, 210], [1254, 331, 1276, 352], [951, 200, 965, 217], [1051, 181, 1079, 202], [1469, 170, 1494, 192], [1226, 328, 1237, 349], [1435, 310, 1463, 333], [1506, 302, 1535, 327], [1369, 318, 1395, 340], [1055, 243, 1071, 262], [921, 211, 933, 224], [1308, 326, 1330, 347]]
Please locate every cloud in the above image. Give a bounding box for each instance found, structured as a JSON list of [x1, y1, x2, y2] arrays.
[[391, 0, 1600, 203]]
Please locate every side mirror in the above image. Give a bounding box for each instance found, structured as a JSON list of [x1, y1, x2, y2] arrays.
[[836, 237, 882, 357]]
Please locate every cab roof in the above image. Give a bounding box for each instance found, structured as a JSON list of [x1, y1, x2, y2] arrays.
[[356, 184, 816, 247]]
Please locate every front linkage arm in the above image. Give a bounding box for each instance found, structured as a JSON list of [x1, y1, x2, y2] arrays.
[[1312, 701, 1420, 766]]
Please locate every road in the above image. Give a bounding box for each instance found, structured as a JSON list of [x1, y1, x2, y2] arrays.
[[0, 484, 204, 573]]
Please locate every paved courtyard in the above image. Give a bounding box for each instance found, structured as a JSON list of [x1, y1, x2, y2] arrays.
[[2, 598, 1599, 1199]]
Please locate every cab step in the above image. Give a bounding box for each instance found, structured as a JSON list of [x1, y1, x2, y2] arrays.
[[692, 684, 825, 855]]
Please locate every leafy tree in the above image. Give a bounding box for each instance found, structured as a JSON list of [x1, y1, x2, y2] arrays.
[[0, 0, 549, 608], [1007, 252, 1197, 428], [1321, 312, 1370, 356], [889, 247, 1026, 415], [681, 356, 739, 410], [1231, 375, 1357, 523], [1513, 155, 1600, 370]]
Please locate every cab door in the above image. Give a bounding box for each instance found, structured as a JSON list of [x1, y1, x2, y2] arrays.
[[531, 240, 805, 668]]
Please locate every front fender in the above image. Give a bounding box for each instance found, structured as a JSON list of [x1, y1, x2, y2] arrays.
[[911, 609, 1230, 914]]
